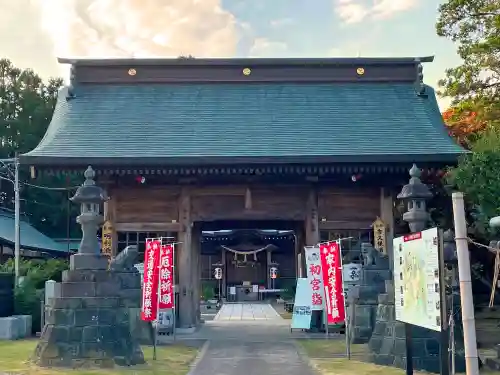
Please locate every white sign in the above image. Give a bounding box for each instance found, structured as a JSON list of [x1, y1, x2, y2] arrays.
[[342, 263, 362, 283], [156, 309, 174, 329], [342, 263, 362, 301], [393, 227, 442, 332], [252, 285, 259, 293], [229, 286, 236, 295], [304, 246, 325, 311]]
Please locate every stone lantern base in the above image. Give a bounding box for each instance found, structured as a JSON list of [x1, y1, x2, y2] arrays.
[[33, 254, 145, 368], [349, 243, 392, 344], [368, 280, 466, 373]]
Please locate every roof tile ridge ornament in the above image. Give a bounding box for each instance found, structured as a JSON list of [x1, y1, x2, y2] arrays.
[[414, 58, 427, 97], [66, 64, 76, 101]]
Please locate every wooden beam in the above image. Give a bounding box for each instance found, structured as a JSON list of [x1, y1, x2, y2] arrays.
[[319, 220, 372, 231], [114, 222, 181, 232]]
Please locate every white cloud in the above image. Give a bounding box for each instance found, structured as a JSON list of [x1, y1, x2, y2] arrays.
[[0, 0, 59, 79], [334, 0, 418, 24], [36, 0, 240, 59], [249, 38, 288, 57], [270, 18, 294, 28]]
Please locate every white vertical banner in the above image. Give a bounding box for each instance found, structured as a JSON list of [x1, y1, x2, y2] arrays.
[[304, 246, 326, 311]]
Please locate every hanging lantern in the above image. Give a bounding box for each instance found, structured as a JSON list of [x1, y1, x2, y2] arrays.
[[214, 267, 222, 280], [270, 267, 278, 279]]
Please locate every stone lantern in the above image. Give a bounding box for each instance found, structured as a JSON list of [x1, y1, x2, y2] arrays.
[[70, 166, 108, 257], [397, 164, 433, 232], [34, 166, 145, 368]]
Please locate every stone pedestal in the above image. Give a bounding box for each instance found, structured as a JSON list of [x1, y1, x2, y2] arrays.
[[114, 270, 154, 346], [349, 243, 391, 344], [368, 280, 466, 373], [33, 254, 145, 368]]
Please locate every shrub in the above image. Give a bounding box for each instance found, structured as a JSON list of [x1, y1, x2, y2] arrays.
[[0, 258, 68, 333], [14, 281, 44, 333]]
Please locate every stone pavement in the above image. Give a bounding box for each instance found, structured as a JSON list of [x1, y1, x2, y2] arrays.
[[214, 302, 281, 321], [185, 303, 317, 375]]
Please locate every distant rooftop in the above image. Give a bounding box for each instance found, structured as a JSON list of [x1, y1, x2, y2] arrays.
[[0, 210, 70, 253]]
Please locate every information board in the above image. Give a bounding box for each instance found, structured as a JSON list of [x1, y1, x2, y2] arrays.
[[393, 227, 443, 332], [290, 278, 313, 330]]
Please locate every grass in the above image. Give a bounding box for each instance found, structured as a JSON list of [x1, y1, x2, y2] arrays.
[[298, 339, 427, 375], [0, 339, 198, 375], [298, 339, 500, 375]]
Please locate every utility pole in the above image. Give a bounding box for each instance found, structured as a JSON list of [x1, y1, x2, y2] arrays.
[[14, 155, 20, 287], [0, 157, 19, 285], [451, 192, 479, 375]]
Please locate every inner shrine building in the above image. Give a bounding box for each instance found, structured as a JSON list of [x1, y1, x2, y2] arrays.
[[20, 56, 463, 329]]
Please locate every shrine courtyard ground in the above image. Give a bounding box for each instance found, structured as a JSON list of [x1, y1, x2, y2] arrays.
[[1, 303, 500, 375]]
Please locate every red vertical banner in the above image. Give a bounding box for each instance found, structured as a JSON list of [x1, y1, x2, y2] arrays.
[[141, 239, 161, 321], [158, 244, 174, 309], [319, 242, 346, 324]]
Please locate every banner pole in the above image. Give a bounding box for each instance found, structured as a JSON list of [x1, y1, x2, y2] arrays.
[[337, 240, 351, 360], [172, 242, 177, 341], [322, 243, 330, 340], [153, 237, 162, 361]]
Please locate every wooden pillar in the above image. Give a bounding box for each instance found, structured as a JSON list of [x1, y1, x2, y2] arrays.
[[191, 224, 201, 325], [178, 188, 194, 328], [294, 224, 304, 278], [380, 187, 395, 268], [267, 249, 272, 289], [222, 248, 227, 298], [305, 187, 320, 246]]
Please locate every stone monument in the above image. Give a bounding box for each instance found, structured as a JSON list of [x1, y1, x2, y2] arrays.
[[348, 243, 392, 344], [368, 164, 465, 373], [33, 166, 145, 368]]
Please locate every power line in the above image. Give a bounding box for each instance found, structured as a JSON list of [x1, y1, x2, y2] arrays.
[[22, 182, 79, 191], [0, 173, 79, 191]]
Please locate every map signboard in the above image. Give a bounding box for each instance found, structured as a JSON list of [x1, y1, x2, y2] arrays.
[[290, 278, 313, 330], [393, 227, 443, 332]]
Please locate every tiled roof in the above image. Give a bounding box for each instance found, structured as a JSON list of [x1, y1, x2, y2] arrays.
[[0, 212, 69, 253], [21, 81, 464, 165]]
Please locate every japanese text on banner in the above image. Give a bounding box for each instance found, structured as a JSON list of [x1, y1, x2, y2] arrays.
[[319, 242, 346, 324], [140, 239, 160, 321], [159, 244, 174, 309], [304, 246, 325, 310]]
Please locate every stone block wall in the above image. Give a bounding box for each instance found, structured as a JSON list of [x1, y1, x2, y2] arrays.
[[34, 262, 145, 368], [0, 315, 32, 340]]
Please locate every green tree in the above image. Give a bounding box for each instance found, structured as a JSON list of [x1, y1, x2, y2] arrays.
[[0, 58, 63, 157], [0, 58, 80, 238], [436, 1, 500, 222], [449, 128, 500, 222], [436, 0, 500, 129]]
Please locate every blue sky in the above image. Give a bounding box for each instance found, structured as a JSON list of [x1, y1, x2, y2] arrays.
[[225, 0, 460, 108], [3, 0, 460, 109]]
